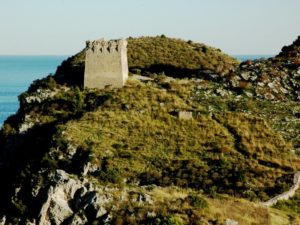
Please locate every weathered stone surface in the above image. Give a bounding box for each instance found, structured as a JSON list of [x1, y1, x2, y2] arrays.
[[36, 170, 114, 225], [225, 218, 238, 225], [37, 178, 76, 225], [84, 39, 128, 89], [25, 220, 36, 225], [48, 197, 73, 225], [216, 88, 228, 97], [19, 115, 37, 133], [24, 88, 58, 104], [138, 193, 153, 205], [132, 74, 153, 81], [178, 111, 193, 120], [240, 72, 250, 81], [82, 162, 90, 176]]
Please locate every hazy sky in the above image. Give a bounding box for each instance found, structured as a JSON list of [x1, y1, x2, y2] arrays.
[[0, 0, 299, 55]]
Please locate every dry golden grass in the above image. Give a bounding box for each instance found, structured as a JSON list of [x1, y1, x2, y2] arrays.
[[209, 197, 270, 225], [269, 208, 300, 225], [97, 185, 299, 225], [55, 78, 300, 201]]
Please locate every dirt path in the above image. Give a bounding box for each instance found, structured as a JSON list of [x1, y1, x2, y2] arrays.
[[262, 171, 300, 207]]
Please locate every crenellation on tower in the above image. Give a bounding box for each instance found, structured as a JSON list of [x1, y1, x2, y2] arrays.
[[86, 39, 125, 54]]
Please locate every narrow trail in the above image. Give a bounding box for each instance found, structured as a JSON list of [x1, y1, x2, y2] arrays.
[[262, 171, 300, 207]]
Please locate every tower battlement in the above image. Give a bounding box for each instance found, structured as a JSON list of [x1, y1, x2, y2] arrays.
[[84, 39, 128, 89], [86, 39, 127, 54]]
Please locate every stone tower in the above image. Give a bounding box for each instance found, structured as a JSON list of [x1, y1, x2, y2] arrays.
[[84, 39, 128, 89]]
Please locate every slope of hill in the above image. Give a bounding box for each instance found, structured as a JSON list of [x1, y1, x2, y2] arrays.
[[0, 36, 299, 224]]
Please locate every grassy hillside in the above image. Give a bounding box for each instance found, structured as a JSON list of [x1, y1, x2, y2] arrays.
[[0, 36, 299, 224], [50, 78, 299, 199], [127, 36, 238, 75], [2, 76, 299, 224]]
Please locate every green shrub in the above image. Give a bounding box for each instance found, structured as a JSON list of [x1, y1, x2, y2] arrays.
[[187, 195, 208, 209], [41, 153, 58, 170], [27, 75, 58, 93], [97, 168, 121, 184], [274, 192, 300, 214], [153, 216, 182, 225]]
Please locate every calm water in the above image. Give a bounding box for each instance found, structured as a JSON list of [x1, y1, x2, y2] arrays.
[[234, 55, 273, 62], [0, 55, 273, 126], [0, 56, 67, 125]]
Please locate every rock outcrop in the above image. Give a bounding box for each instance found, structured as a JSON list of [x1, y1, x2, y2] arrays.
[[228, 35, 300, 101], [37, 170, 111, 225]]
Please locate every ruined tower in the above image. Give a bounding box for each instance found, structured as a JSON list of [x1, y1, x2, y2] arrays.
[[84, 39, 128, 89]]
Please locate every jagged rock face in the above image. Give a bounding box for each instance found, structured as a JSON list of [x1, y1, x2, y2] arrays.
[[31, 170, 111, 225], [5, 167, 159, 224], [24, 89, 58, 104]]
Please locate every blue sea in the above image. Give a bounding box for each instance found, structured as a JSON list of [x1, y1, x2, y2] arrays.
[[0, 56, 67, 126], [0, 55, 273, 126], [234, 55, 273, 62]]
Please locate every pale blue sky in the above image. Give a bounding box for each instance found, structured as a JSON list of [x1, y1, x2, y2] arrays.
[[0, 0, 299, 55]]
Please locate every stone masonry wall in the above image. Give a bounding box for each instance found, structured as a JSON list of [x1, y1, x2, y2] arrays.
[[84, 39, 128, 89], [262, 171, 300, 207]]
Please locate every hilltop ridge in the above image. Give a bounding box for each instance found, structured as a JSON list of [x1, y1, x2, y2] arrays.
[[54, 36, 239, 86]]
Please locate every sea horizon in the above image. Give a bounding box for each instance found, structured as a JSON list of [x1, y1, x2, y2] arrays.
[[0, 55, 67, 126]]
